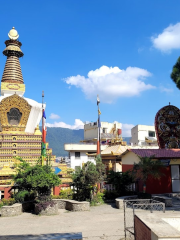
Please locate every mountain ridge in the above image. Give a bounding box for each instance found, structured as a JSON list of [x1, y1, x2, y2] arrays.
[[41, 127, 131, 157]]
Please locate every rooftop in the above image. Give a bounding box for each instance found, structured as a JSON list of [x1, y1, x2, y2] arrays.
[[123, 149, 180, 158]]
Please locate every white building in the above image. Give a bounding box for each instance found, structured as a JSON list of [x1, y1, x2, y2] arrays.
[[64, 121, 122, 170], [130, 125, 158, 147], [84, 121, 122, 142], [64, 143, 107, 170]]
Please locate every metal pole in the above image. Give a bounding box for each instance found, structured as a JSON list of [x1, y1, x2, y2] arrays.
[[98, 103, 101, 157], [124, 201, 126, 240], [41, 91, 44, 165], [42, 90, 44, 125]]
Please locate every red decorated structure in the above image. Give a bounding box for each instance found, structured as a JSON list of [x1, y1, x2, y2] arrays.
[[155, 104, 180, 149], [121, 104, 180, 193]]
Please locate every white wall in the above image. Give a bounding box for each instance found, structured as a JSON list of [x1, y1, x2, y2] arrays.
[[122, 151, 140, 165], [70, 151, 96, 169], [130, 125, 157, 146], [114, 163, 122, 172], [131, 125, 139, 145], [84, 121, 122, 140]]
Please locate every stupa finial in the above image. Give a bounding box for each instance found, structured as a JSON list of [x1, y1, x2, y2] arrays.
[[8, 27, 19, 40]]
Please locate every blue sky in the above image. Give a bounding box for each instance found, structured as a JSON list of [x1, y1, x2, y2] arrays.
[[1, 1, 180, 136]]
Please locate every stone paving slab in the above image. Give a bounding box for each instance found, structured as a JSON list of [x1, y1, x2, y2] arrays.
[[0, 204, 125, 240], [1, 200, 180, 240]]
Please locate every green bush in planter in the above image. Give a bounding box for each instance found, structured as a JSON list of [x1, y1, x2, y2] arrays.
[[59, 189, 73, 199], [103, 190, 119, 200], [2, 198, 15, 206], [90, 192, 105, 206], [35, 195, 56, 214]]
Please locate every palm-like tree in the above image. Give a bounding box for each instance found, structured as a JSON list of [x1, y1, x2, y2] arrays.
[[133, 155, 165, 193], [171, 56, 180, 89]]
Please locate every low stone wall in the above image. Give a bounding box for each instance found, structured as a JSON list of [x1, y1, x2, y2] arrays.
[[53, 199, 66, 209], [152, 195, 172, 207], [52, 199, 90, 211], [115, 195, 138, 209], [66, 200, 90, 211], [1, 203, 22, 217], [34, 202, 58, 216]]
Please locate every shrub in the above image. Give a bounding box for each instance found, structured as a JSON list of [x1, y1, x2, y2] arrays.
[[71, 156, 106, 201], [91, 192, 104, 206], [2, 198, 15, 206], [0, 201, 3, 208], [52, 195, 61, 199], [14, 190, 30, 203], [107, 170, 134, 196], [52, 189, 73, 200], [103, 190, 119, 200], [14, 190, 36, 203], [59, 189, 73, 199], [35, 195, 55, 214], [13, 158, 61, 197]]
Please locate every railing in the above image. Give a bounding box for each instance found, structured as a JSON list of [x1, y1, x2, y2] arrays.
[[124, 199, 165, 240]]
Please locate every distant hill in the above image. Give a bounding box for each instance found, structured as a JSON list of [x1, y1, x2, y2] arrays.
[[40, 127, 131, 157], [43, 127, 84, 157], [122, 137, 131, 145]]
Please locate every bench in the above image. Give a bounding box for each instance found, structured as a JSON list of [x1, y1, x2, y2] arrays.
[[1, 203, 22, 217], [115, 195, 138, 209], [52, 199, 90, 211], [152, 195, 172, 207]]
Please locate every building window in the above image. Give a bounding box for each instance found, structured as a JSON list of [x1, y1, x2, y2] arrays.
[[103, 128, 107, 133], [149, 131, 155, 137], [75, 152, 80, 158]]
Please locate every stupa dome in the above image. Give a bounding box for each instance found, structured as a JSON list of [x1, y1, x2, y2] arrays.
[[8, 27, 19, 40]]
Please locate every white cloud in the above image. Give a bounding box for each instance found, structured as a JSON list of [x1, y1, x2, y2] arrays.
[[49, 113, 60, 120], [160, 86, 173, 93], [64, 65, 155, 103], [46, 119, 84, 130], [151, 22, 180, 52], [122, 123, 134, 137]]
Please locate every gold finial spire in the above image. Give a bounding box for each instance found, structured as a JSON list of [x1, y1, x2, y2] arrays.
[[8, 27, 19, 40]]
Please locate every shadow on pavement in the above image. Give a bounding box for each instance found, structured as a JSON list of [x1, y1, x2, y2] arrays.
[[0, 232, 82, 240], [105, 202, 117, 209]]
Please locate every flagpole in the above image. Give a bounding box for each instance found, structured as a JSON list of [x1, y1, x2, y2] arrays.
[[97, 95, 101, 156], [98, 101, 101, 157], [42, 91, 44, 165], [42, 90, 44, 127]]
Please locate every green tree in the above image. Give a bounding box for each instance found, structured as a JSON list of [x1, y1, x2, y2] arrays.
[[171, 57, 180, 89], [13, 158, 61, 202], [107, 170, 133, 195], [72, 156, 106, 201], [133, 155, 165, 193], [72, 161, 98, 201], [95, 154, 106, 183]]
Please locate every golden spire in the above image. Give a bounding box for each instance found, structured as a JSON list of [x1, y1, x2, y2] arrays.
[[1, 27, 25, 96]]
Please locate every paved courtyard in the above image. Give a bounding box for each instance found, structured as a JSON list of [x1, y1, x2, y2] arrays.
[[0, 203, 125, 240], [1, 198, 180, 240]]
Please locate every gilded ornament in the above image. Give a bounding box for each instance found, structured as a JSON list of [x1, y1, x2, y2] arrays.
[[0, 94, 31, 130]]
